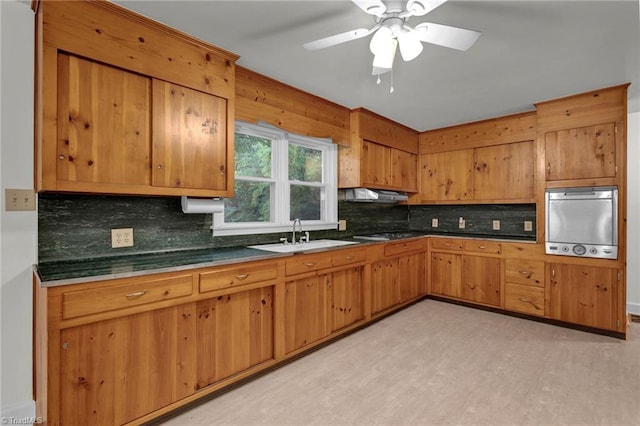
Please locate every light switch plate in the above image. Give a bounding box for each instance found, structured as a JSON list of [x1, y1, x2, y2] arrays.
[[338, 220, 347, 231], [524, 221, 533, 232], [458, 217, 465, 229], [431, 218, 438, 228], [5, 188, 35, 211]]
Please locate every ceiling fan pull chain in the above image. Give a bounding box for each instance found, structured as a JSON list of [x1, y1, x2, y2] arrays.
[[376, 72, 381, 85], [390, 68, 394, 93]]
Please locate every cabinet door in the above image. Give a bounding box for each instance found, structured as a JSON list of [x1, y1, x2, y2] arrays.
[[398, 253, 424, 302], [284, 275, 330, 353], [390, 149, 418, 191], [57, 53, 151, 186], [461, 255, 501, 306], [329, 267, 364, 332], [545, 123, 616, 181], [153, 80, 228, 191], [60, 304, 196, 425], [361, 140, 391, 187], [473, 141, 534, 200], [549, 263, 618, 330], [371, 258, 401, 314], [430, 253, 462, 298], [419, 150, 473, 201], [195, 287, 274, 389]]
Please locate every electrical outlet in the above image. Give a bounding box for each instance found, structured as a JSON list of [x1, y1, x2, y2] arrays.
[[5, 188, 35, 211], [431, 218, 438, 228], [524, 221, 533, 232], [458, 217, 466, 229], [492, 220, 501, 231], [338, 219, 347, 231], [112, 228, 134, 248]]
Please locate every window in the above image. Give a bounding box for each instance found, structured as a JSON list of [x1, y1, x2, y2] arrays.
[[212, 122, 338, 235]]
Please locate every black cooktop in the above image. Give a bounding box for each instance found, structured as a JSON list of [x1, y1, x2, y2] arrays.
[[353, 231, 427, 241]]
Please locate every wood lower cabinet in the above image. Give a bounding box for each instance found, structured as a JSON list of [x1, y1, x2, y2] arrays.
[[371, 240, 426, 315], [430, 252, 462, 299], [329, 267, 364, 332], [461, 255, 501, 306], [195, 287, 274, 390], [284, 275, 330, 353], [60, 304, 197, 425], [504, 258, 545, 316], [549, 263, 620, 331]]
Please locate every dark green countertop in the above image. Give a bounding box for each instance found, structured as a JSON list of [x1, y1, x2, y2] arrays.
[[35, 247, 292, 287]]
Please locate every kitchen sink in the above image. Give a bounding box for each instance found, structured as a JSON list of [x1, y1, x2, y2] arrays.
[[248, 239, 359, 253]]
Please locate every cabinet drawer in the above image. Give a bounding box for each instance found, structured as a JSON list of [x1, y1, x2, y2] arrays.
[[384, 238, 426, 257], [505, 259, 544, 287], [285, 253, 332, 276], [331, 248, 367, 268], [505, 283, 545, 316], [430, 238, 463, 251], [199, 263, 278, 293], [463, 240, 501, 254], [62, 273, 193, 319]]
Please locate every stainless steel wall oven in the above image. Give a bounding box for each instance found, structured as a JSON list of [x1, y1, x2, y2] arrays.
[[545, 186, 618, 259]]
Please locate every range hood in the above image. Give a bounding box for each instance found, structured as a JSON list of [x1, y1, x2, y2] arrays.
[[344, 188, 408, 203]]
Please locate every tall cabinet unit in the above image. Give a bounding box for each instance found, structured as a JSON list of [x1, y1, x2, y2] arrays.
[[36, 0, 238, 197], [535, 84, 629, 335]]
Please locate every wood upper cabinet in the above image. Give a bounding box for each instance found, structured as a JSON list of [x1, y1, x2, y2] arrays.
[[473, 141, 535, 200], [152, 81, 228, 191], [544, 123, 616, 181], [418, 149, 473, 202], [549, 263, 619, 331], [57, 54, 152, 187], [36, 0, 238, 197], [536, 84, 628, 187], [339, 108, 418, 192]]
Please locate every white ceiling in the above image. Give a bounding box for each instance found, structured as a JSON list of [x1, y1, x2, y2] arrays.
[[114, 0, 639, 132]]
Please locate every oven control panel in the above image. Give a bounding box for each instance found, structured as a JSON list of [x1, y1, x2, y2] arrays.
[[545, 242, 617, 260]]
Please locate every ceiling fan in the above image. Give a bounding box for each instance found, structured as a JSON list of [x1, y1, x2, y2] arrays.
[[303, 0, 481, 77]]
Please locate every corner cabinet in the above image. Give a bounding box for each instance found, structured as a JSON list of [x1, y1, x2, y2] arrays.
[[339, 108, 419, 192], [36, 0, 237, 197]]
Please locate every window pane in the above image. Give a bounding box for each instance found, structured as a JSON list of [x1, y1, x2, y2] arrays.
[[289, 144, 322, 182], [224, 181, 271, 222], [290, 184, 321, 220], [235, 133, 271, 178]]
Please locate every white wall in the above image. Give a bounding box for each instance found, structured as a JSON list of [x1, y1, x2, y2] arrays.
[[0, 0, 37, 420], [627, 111, 640, 315]]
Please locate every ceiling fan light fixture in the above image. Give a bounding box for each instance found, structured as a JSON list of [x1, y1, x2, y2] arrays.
[[406, 0, 427, 15], [397, 30, 423, 61], [372, 38, 397, 70], [369, 26, 393, 54]]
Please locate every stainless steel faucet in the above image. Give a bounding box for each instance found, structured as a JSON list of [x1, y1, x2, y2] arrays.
[[292, 218, 302, 244]]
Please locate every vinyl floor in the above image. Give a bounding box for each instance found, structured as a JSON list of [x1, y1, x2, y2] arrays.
[[159, 300, 640, 426]]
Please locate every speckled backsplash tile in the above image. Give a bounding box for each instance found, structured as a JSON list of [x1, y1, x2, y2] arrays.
[[38, 194, 410, 262], [408, 204, 536, 240]]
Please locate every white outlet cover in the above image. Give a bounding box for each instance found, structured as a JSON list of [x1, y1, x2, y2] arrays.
[[492, 220, 500, 230], [431, 218, 438, 227]]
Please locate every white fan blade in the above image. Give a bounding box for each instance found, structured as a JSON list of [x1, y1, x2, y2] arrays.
[[352, 0, 386, 17], [414, 22, 481, 51], [406, 0, 448, 17], [303, 28, 372, 51]]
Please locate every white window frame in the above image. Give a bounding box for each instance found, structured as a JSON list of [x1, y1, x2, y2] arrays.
[[212, 122, 338, 236]]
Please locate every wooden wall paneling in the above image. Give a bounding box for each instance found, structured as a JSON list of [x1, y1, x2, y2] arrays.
[[419, 111, 537, 154], [235, 66, 350, 145], [41, 0, 237, 99], [535, 84, 630, 132], [354, 108, 419, 153]]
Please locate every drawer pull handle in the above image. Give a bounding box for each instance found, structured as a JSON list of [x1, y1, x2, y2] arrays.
[[444, 243, 451, 246], [519, 270, 530, 275], [306, 262, 316, 268], [478, 245, 486, 249], [346, 256, 354, 260], [125, 291, 146, 299], [518, 297, 531, 303], [235, 274, 249, 280]]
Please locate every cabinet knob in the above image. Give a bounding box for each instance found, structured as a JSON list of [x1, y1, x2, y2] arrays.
[[125, 291, 146, 299], [157, 164, 163, 169]]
